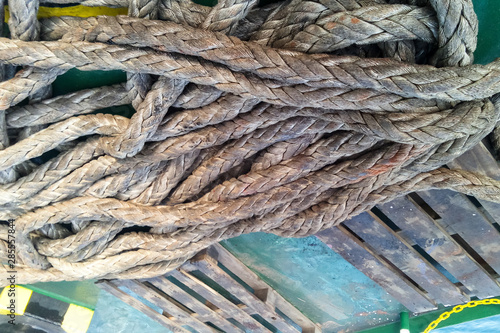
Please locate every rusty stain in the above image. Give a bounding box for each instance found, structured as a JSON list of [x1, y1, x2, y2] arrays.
[[364, 145, 429, 177], [375, 310, 389, 315], [351, 18, 360, 24], [364, 162, 396, 177], [355, 310, 389, 317], [365, 153, 406, 176], [325, 22, 337, 30]]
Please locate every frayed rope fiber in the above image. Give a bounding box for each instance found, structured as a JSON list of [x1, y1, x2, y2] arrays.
[[1, 0, 500, 284]]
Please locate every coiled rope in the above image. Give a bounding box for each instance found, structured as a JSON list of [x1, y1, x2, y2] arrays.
[[1, 0, 500, 285]]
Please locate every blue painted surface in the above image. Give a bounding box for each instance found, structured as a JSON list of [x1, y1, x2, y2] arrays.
[[222, 233, 406, 332], [88, 233, 405, 333], [433, 314, 500, 333]]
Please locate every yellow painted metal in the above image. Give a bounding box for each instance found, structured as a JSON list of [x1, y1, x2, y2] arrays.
[[4, 5, 127, 22], [61, 303, 95, 333], [424, 299, 500, 332], [0, 285, 33, 315]]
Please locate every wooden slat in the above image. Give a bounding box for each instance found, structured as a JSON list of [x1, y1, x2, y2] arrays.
[[447, 142, 500, 179], [378, 196, 500, 298], [148, 276, 244, 332], [207, 244, 321, 333], [343, 212, 469, 306], [168, 269, 269, 332], [185, 256, 300, 333], [447, 142, 500, 225], [418, 190, 500, 275], [316, 226, 437, 313], [115, 280, 215, 333], [96, 281, 190, 333], [476, 198, 500, 225]]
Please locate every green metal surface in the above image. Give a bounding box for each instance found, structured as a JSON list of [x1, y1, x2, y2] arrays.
[[51, 69, 125, 95], [357, 301, 500, 333], [400, 312, 409, 331], [471, 0, 500, 65]]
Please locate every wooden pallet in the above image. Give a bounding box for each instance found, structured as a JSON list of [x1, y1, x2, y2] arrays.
[[317, 142, 500, 314], [98, 244, 321, 333]]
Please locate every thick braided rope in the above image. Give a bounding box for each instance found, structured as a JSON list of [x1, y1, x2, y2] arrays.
[[10, 17, 500, 102], [249, 2, 437, 53], [6, 83, 130, 127], [3, 0, 500, 284], [6, 1, 56, 108], [7, 0, 40, 41], [119, 0, 162, 158], [0, 0, 46, 185], [6, 0, 67, 194], [3, 36, 500, 107], [163, 0, 256, 129], [80, 0, 263, 207], [202, 0, 258, 34], [102, 0, 256, 158], [8, 166, 500, 282], [428, 0, 477, 67], [15, 142, 421, 268]]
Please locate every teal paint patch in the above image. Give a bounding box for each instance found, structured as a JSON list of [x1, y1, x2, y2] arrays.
[[87, 289, 170, 333], [472, 0, 500, 65], [52, 69, 126, 96], [25, 280, 100, 310], [222, 233, 406, 332]]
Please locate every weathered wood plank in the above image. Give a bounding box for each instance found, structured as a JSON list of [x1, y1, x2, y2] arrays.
[[207, 245, 268, 291], [343, 212, 469, 306], [207, 244, 321, 333], [148, 276, 244, 332], [378, 196, 500, 298], [418, 190, 500, 275], [476, 199, 500, 226], [316, 226, 437, 313], [447, 142, 500, 225], [115, 280, 215, 333], [186, 256, 300, 333], [447, 142, 500, 179], [168, 269, 269, 332], [96, 281, 190, 333]]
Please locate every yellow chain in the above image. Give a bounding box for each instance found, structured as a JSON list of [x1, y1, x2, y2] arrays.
[[423, 298, 500, 332]]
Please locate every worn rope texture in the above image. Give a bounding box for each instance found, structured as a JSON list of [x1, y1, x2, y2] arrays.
[[1, 0, 500, 284]]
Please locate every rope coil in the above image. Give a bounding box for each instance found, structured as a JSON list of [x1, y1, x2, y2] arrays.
[[1, 0, 500, 285]]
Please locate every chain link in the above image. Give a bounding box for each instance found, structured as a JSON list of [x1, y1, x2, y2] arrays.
[[423, 298, 500, 333]]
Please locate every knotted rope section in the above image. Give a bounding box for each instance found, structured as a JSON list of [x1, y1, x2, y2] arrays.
[[1, 0, 500, 284]]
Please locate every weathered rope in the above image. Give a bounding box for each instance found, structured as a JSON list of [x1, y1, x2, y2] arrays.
[[1, 0, 500, 285]]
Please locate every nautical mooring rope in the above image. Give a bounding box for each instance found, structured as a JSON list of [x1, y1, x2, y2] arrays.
[[1, 0, 500, 285]]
